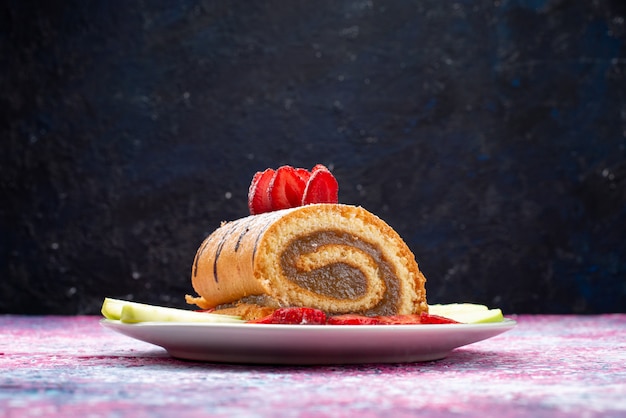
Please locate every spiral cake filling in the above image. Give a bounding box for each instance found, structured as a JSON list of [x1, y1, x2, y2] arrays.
[[280, 230, 400, 316]]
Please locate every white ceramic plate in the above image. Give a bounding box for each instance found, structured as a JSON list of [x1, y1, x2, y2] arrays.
[[101, 318, 516, 365]]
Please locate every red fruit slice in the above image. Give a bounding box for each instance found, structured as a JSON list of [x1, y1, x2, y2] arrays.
[[311, 164, 328, 173], [248, 164, 339, 214], [252, 307, 327, 325], [295, 168, 311, 183], [248, 168, 275, 215], [328, 313, 459, 325], [268, 166, 307, 211], [326, 314, 381, 325], [419, 312, 460, 324], [376, 314, 423, 325], [302, 166, 339, 205]]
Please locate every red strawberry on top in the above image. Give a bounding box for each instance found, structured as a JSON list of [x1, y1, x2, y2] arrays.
[[248, 168, 275, 215], [311, 164, 329, 173], [248, 164, 339, 215], [302, 165, 339, 205], [268, 166, 307, 210], [295, 167, 312, 183]]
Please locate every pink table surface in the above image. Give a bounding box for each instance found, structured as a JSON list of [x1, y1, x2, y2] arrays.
[[1, 314, 625, 418]]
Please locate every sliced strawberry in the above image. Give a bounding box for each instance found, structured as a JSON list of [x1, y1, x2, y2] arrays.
[[251, 307, 327, 325], [311, 164, 329, 173], [326, 314, 381, 325], [248, 168, 275, 215], [248, 164, 339, 214], [302, 166, 339, 205], [376, 314, 423, 325], [268, 166, 307, 211], [328, 313, 459, 325], [250, 309, 460, 325], [295, 167, 311, 183], [419, 312, 460, 324]]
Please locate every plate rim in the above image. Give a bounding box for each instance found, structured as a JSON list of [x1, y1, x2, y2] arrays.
[[100, 317, 516, 364], [101, 317, 517, 331]]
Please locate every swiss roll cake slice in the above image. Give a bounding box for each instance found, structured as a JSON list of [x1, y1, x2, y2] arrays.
[[186, 203, 427, 319]]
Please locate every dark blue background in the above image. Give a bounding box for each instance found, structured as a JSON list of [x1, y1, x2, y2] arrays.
[[2, 0, 625, 314]]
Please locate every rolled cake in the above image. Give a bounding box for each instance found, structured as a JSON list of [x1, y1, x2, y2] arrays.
[[185, 203, 428, 319]]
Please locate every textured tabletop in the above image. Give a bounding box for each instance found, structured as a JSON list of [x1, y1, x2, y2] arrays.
[[1, 314, 625, 417]]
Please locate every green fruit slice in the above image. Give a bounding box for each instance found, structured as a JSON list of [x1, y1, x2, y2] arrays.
[[101, 298, 243, 324], [428, 303, 504, 324], [101, 298, 127, 320]]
